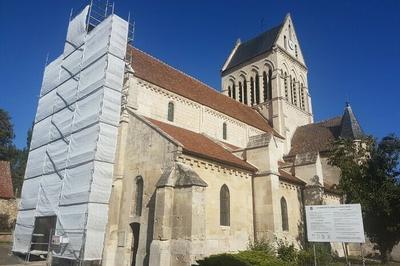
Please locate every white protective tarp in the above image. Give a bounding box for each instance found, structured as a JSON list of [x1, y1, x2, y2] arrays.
[[40, 56, 62, 97], [24, 145, 47, 179], [36, 172, 63, 216], [30, 116, 52, 150], [19, 178, 41, 210], [13, 209, 36, 253], [53, 79, 78, 113], [13, 9, 129, 261], [64, 6, 90, 57]]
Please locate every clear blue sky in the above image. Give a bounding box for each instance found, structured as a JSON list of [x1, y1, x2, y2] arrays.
[[1, 0, 399, 148]]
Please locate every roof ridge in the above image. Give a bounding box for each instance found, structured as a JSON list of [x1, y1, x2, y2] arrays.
[[241, 23, 283, 45], [131, 46, 276, 133], [297, 116, 341, 129], [315, 116, 342, 125], [132, 46, 220, 95]]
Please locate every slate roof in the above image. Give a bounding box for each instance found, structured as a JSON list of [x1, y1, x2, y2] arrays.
[[340, 104, 363, 139], [156, 163, 208, 188], [128, 46, 280, 137], [288, 104, 364, 156], [278, 169, 306, 185], [288, 117, 342, 156], [145, 117, 257, 172], [223, 24, 282, 72], [0, 161, 14, 199]]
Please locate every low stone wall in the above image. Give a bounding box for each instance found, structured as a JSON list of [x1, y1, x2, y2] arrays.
[[0, 232, 13, 242], [0, 198, 17, 234]]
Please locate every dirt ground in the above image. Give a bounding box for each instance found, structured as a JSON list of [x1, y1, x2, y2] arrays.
[[0, 242, 45, 266]]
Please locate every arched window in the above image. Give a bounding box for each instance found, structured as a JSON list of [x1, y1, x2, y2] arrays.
[[268, 69, 273, 100], [228, 86, 231, 97], [135, 177, 144, 216], [222, 122, 227, 140], [284, 35, 287, 49], [292, 78, 297, 106], [284, 72, 288, 100], [263, 71, 268, 102], [220, 185, 230, 226], [243, 77, 248, 105], [300, 83, 305, 110], [167, 102, 174, 122], [281, 197, 288, 231], [232, 83, 236, 100], [238, 82, 243, 102], [250, 77, 255, 105], [290, 76, 294, 104], [255, 73, 260, 104]]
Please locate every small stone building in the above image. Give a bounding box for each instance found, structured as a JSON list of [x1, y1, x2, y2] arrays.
[[0, 161, 17, 241]]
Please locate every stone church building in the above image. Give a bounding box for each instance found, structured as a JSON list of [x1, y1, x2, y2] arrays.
[[14, 6, 372, 265], [103, 14, 363, 266]]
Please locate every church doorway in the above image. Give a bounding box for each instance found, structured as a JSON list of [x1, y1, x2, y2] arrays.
[[130, 222, 140, 266]]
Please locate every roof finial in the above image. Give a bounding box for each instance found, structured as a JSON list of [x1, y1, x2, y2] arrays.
[[345, 93, 350, 107], [236, 38, 241, 45]]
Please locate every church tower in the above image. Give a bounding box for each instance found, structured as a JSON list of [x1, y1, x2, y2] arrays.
[[221, 14, 313, 152]]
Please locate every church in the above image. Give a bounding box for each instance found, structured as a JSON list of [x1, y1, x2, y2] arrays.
[[13, 5, 365, 266], [103, 14, 364, 266]]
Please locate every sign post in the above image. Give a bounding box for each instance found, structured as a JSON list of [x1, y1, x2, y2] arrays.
[[305, 204, 365, 265]]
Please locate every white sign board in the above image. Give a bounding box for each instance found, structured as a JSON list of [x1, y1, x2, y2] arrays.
[[305, 204, 365, 243]]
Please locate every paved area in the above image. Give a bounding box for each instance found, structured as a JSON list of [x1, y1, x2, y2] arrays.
[[0, 243, 45, 266]]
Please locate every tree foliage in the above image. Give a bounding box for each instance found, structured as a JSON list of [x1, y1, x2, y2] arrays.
[[0, 109, 15, 160], [0, 108, 31, 196], [329, 135, 400, 262]]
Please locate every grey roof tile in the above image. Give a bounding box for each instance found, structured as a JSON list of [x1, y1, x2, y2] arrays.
[[223, 24, 282, 72]]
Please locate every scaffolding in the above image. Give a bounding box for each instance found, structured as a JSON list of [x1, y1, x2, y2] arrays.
[[13, 0, 131, 263]]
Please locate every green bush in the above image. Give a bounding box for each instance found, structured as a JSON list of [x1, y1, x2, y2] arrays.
[[296, 248, 314, 266], [196, 253, 250, 266], [235, 250, 286, 266], [297, 244, 333, 266], [196, 241, 334, 266], [196, 250, 286, 266], [248, 238, 274, 255], [277, 241, 297, 263]]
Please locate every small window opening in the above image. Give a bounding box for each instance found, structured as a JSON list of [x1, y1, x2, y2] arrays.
[[167, 102, 174, 122]]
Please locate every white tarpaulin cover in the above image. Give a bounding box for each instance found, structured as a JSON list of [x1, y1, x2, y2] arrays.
[[13, 6, 128, 261]]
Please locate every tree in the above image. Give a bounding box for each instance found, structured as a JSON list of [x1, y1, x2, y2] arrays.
[[329, 135, 400, 262], [10, 123, 32, 196], [0, 109, 15, 160], [0, 108, 32, 196]]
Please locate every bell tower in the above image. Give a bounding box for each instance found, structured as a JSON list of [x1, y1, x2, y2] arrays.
[[221, 14, 313, 153]]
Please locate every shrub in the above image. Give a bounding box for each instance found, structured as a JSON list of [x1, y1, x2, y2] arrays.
[[196, 250, 286, 266], [235, 250, 286, 266], [297, 244, 333, 266], [297, 248, 314, 266], [196, 253, 249, 266], [248, 237, 274, 255], [277, 241, 297, 263], [196, 240, 334, 266]]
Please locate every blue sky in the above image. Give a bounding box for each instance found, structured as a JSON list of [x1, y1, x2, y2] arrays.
[[1, 0, 399, 148]]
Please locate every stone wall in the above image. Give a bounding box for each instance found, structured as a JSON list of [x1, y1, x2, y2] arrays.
[[0, 199, 17, 242], [103, 112, 178, 266], [278, 181, 304, 248], [131, 78, 264, 149], [179, 155, 254, 257], [320, 156, 341, 186]]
